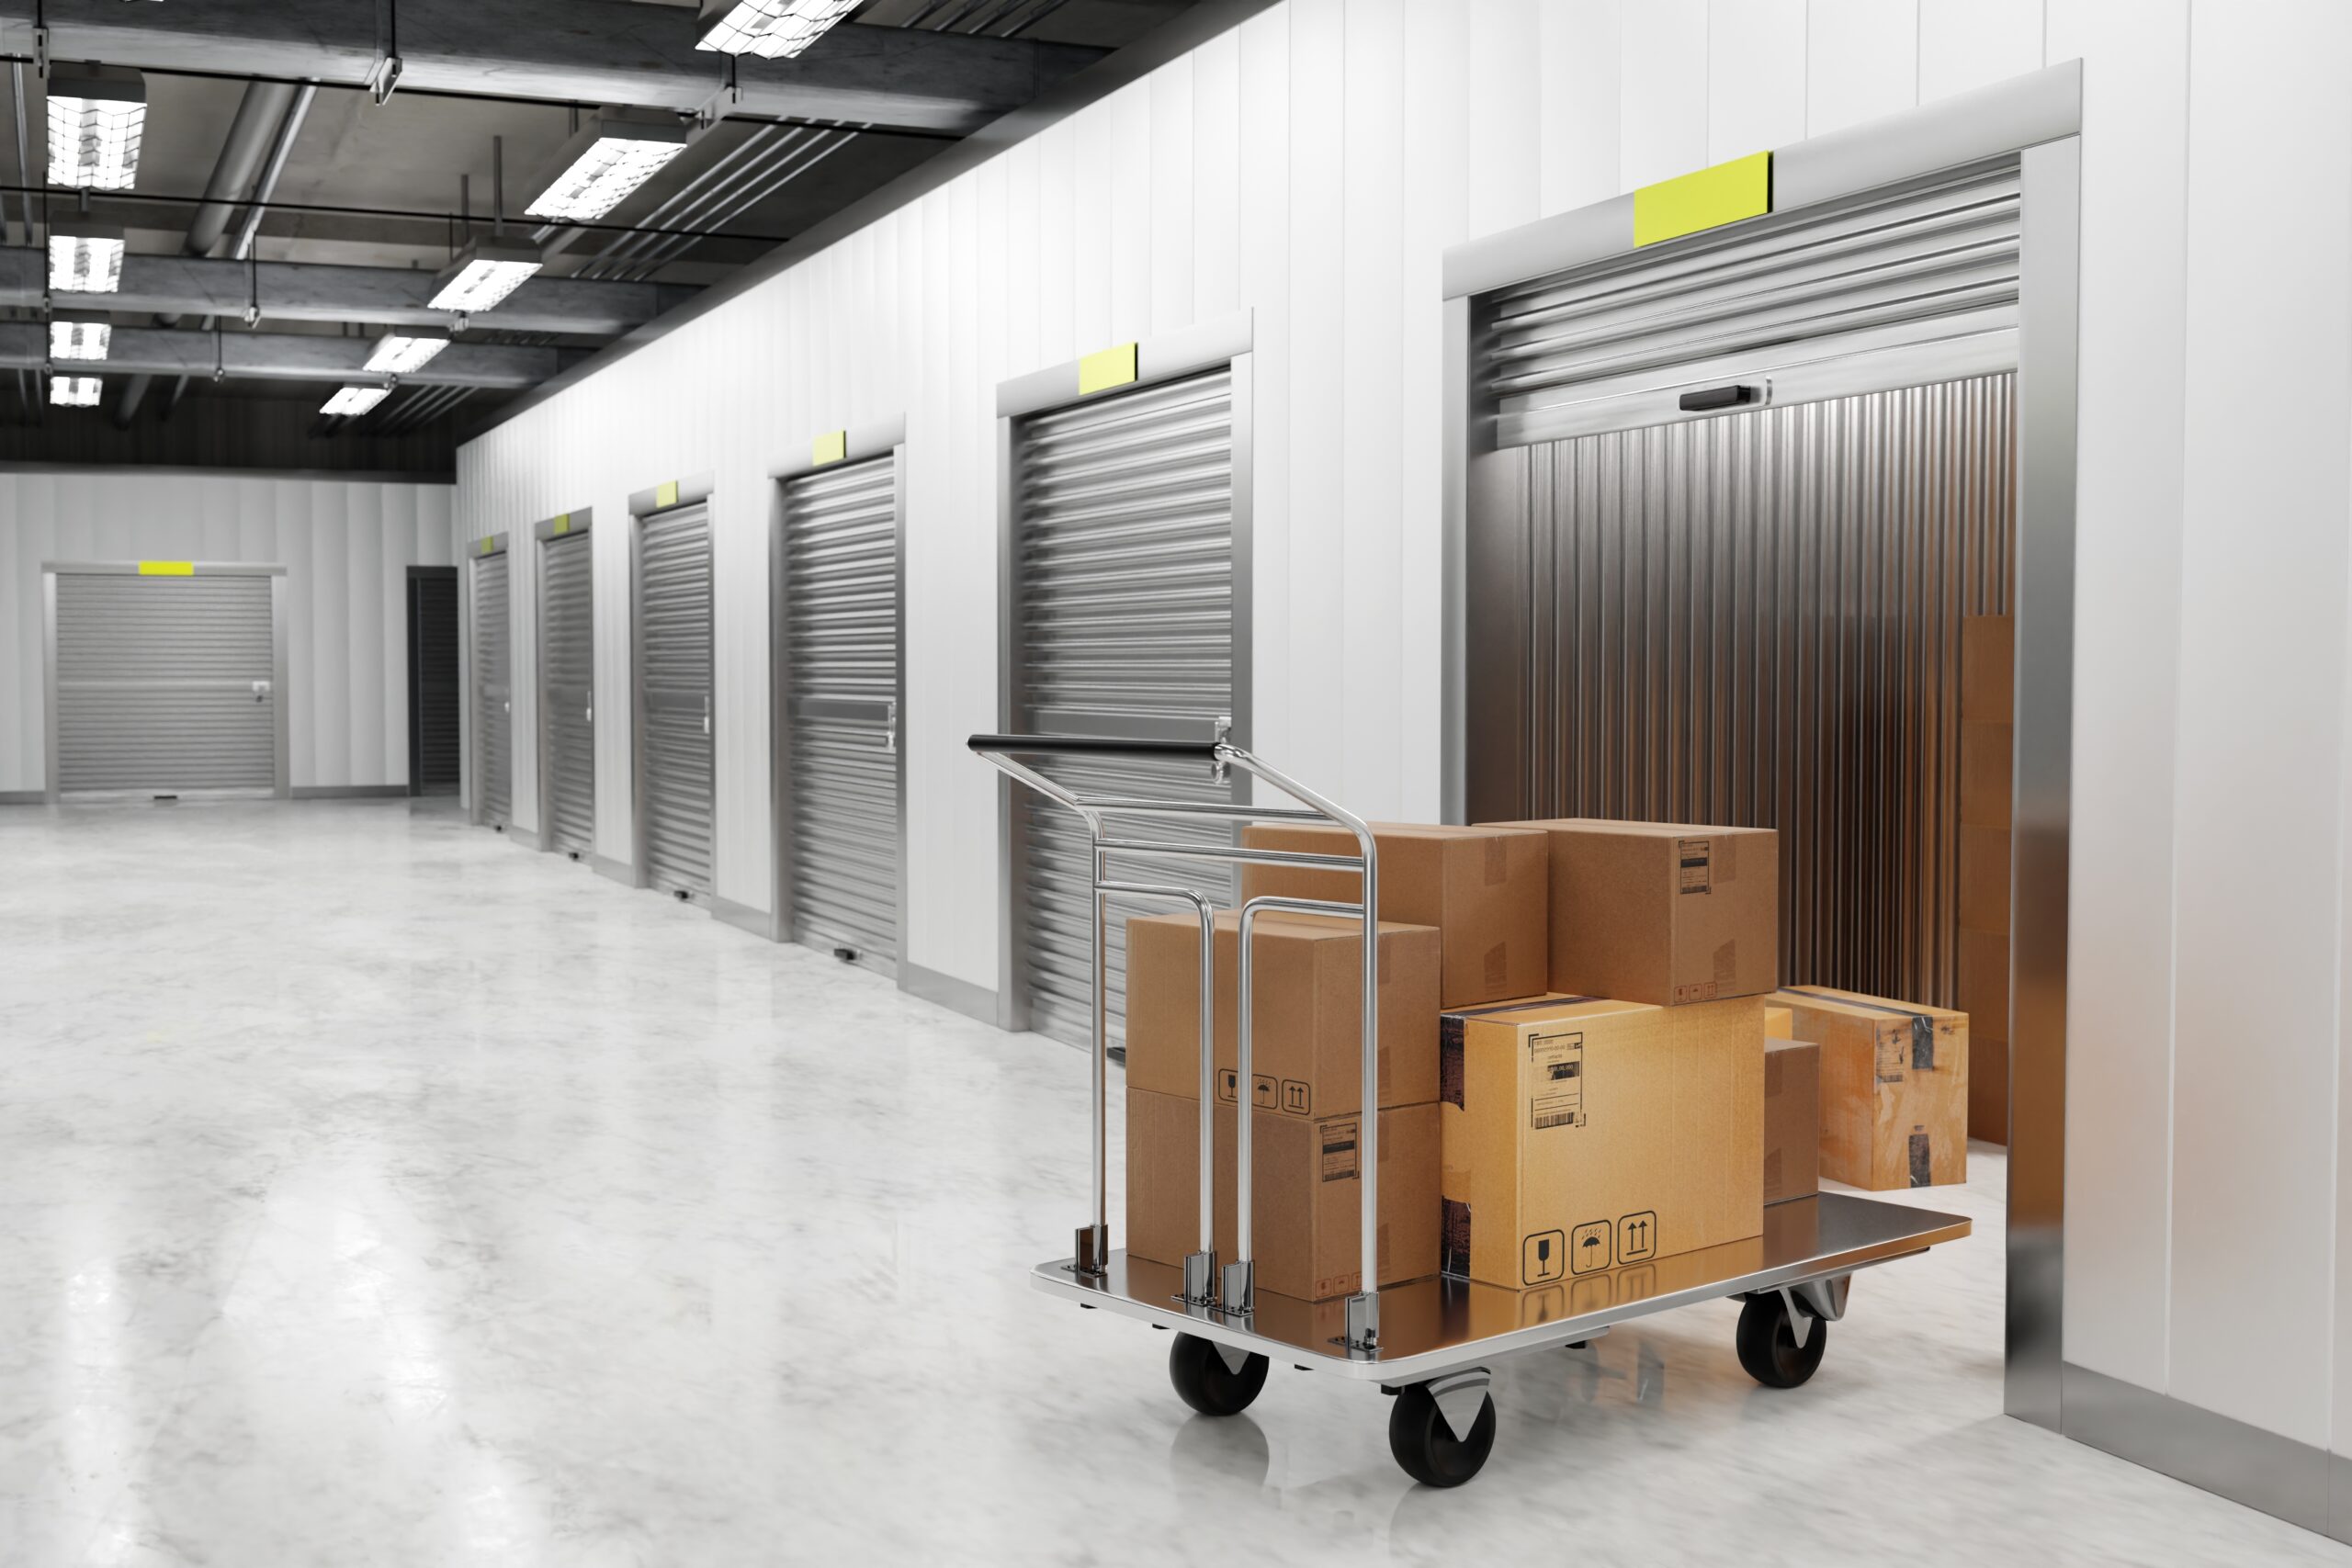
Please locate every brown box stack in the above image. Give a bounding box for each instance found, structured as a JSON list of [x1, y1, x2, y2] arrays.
[[1479, 819, 1778, 1006], [1438, 995, 1764, 1288], [1762, 1038, 1820, 1204], [1237, 822, 1549, 1008], [1959, 614, 2013, 1144], [1771, 986, 1968, 1190]]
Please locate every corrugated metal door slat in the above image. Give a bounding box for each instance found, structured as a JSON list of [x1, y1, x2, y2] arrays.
[[1012, 368, 1238, 1051], [54, 572, 274, 795], [473, 553, 512, 825], [540, 534, 595, 856], [784, 455, 899, 975], [639, 504, 714, 895]]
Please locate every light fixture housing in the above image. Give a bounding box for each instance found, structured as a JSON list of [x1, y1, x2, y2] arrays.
[[49, 311, 111, 362], [364, 330, 451, 377], [695, 0, 860, 60], [47, 64, 147, 191], [524, 109, 691, 223], [428, 238, 542, 314], [48, 220, 127, 294], [322, 386, 391, 418], [51, 375, 102, 409]]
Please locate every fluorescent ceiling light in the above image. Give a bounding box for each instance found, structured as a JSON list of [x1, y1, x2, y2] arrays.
[[525, 111, 690, 223], [49, 221, 126, 294], [51, 375, 102, 409], [365, 331, 450, 376], [322, 386, 391, 418], [47, 65, 147, 191], [429, 238, 542, 314], [50, 314, 111, 362], [695, 0, 860, 60]]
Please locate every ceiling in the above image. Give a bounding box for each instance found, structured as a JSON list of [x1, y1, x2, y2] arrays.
[[1, 0, 1198, 464]]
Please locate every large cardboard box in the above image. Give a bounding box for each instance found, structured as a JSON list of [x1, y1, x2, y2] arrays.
[[1959, 721, 2014, 829], [1771, 987, 1968, 1189], [1125, 910, 1441, 1119], [1481, 819, 1778, 1006], [1237, 822, 1548, 1008], [1125, 1086, 1441, 1301], [1957, 824, 2011, 933], [1763, 1039, 1821, 1204], [1439, 995, 1764, 1288]]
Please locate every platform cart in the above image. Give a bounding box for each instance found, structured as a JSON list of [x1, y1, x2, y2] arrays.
[[970, 732, 1973, 1487]]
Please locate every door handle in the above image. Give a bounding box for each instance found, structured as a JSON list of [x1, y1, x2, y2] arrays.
[[884, 700, 899, 754], [252, 680, 271, 704], [587, 688, 594, 726], [703, 694, 712, 738]]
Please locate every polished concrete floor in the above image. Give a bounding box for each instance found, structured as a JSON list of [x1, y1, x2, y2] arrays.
[[1, 797, 2342, 1567]]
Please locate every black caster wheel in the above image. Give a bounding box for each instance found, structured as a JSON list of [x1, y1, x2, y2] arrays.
[[1168, 1333, 1269, 1416], [1736, 1292, 1828, 1388], [1387, 1382, 1497, 1487]]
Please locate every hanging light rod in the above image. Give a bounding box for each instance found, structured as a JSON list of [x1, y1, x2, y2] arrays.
[[697, 0, 862, 61], [46, 63, 146, 191]]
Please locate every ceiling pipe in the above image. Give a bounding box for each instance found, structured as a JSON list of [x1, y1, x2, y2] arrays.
[[615, 129, 861, 284], [573, 125, 798, 279]]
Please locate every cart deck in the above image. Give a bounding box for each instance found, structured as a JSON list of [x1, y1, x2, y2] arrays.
[[1036, 1190, 1970, 1383]]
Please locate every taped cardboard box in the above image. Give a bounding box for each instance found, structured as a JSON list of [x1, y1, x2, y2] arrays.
[[1438, 995, 1763, 1289], [1124, 910, 1440, 1119], [1480, 819, 1778, 1006], [1237, 822, 1549, 1008], [1763, 1039, 1821, 1204], [1771, 987, 1968, 1190], [1125, 1086, 1440, 1302]]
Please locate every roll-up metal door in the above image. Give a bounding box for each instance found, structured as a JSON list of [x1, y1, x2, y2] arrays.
[[1009, 367, 1238, 1050], [539, 531, 595, 858], [472, 549, 513, 828], [51, 570, 277, 797], [637, 503, 715, 897], [781, 455, 900, 975]]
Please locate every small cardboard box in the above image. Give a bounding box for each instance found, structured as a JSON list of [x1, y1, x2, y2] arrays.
[[1439, 995, 1763, 1288], [1481, 819, 1778, 1005], [1125, 910, 1441, 1119], [1125, 1086, 1441, 1301], [1763, 1039, 1821, 1204], [1771, 986, 1968, 1190], [1237, 822, 1549, 1008]]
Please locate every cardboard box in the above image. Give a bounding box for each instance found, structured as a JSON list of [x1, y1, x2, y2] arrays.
[[1765, 1002, 1794, 1039], [1962, 615, 2015, 724], [1481, 819, 1779, 1006], [1958, 824, 2011, 933], [1958, 927, 2009, 1143], [1125, 910, 1441, 1119], [1771, 987, 1968, 1189], [1439, 995, 1763, 1288], [1237, 822, 1548, 1009], [1960, 720, 2014, 829], [1763, 1039, 1821, 1204], [1125, 1086, 1441, 1301]]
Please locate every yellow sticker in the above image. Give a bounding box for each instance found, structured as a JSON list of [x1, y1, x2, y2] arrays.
[[137, 560, 194, 576], [1078, 343, 1138, 396], [812, 429, 848, 467], [656, 479, 680, 509], [479, 537, 494, 556], [553, 513, 571, 535], [1633, 151, 1772, 247]]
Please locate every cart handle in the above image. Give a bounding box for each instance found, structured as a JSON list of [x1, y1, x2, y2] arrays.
[[967, 732, 1224, 761]]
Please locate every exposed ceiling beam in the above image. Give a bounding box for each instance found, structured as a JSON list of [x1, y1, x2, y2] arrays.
[[0, 3, 1105, 135], [2, 324, 556, 389], [0, 250, 691, 335]]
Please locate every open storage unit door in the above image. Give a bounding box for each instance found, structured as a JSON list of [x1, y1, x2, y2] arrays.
[[776, 433, 903, 977], [470, 536, 513, 829], [631, 487, 716, 899], [46, 562, 286, 802], [998, 323, 1251, 1052], [407, 569, 460, 795], [537, 513, 595, 861], [1463, 158, 2021, 1014]]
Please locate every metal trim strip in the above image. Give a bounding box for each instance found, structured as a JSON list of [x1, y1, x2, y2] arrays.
[[996, 310, 1252, 420], [2062, 1363, 2329, 1536], [627, 472, 717, 517], [531, 506, 594, 542], [771, 415, 908, 480]]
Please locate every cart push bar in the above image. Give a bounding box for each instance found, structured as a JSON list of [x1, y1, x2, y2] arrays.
[[968, 731, 1388, 1351]]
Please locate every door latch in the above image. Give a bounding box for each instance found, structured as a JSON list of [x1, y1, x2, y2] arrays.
[[884, 700, 899, 754], [703, 694, 712, 737], [251, 680, 272, 704]]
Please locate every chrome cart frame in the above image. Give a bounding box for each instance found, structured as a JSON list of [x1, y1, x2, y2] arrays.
[[970, 732, 1972, 1486]]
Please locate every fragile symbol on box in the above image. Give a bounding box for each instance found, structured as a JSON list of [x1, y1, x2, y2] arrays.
[[1523, 1229, 1566, 1285]]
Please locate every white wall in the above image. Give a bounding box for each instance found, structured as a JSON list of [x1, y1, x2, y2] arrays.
[[0, 469, 456, 795], [456, 0, 2352, 1466]]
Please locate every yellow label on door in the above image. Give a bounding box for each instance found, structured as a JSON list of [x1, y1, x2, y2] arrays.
[[137, 560, 194, 576], [553, 513, 571, 535], [1633, 151, 1772, 247], [812, 429, 848, 466], [656, 480, 680, 509], [1078, 343, 1139, 395], [480, 537, 494, 556]]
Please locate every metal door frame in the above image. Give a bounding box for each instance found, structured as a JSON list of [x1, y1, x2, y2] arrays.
[[41, 559, 289, 804], [626, 474, 717, 896], [533, 507, 594, 860], [467, 532, 513, 829], [1441, 62, 2079, 1434], [992, 310, 1256, 1033], [771, 419, 908, 968]]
